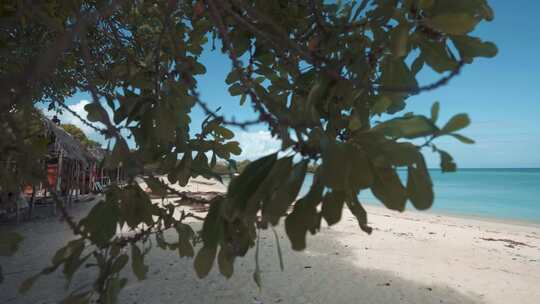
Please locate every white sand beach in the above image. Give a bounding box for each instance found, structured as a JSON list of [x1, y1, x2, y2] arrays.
[[1, 177, 539, 304]]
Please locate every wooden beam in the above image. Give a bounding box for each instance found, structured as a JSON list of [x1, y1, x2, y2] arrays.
[[53, 150, 64, 215]]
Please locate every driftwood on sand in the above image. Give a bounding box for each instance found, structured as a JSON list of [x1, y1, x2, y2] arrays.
[[480, 237, 534, 248]]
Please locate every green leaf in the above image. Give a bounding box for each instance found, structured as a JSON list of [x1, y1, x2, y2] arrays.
[[131, 244, 148, 281], [410, 55, 424, 76], [441, 113, 470, 133], [145, 176, 167, 198], [379, 58, 418, 111], [60, 292, 91, 304], [373, 115, 438, 139], [103, 277, 127, 304], [371, 166, 407, 212], [376, 141, 422, 167], [118, 186, 154, 229], [19, 274, 40, 294], [348, 114, 363, 132], [84, 102, 109, 124], [428, 13, 479, 35], [155, 232, 167, 250], [240, 94, 247, 105], [223, 141, 242, 156], [371, 95, 392, 115], [0, 231, 23, 256], [439, 150, 457, 172], [176, 223, 195, 258], [407, 156, 434, 210], [452, 35, 498, 63], [172, 151, 192, 187], [192, 61, 207, 75], [418, 0, 434, 9], [225, 69, 241, 85], [431, 101, 440, 123], [285, 172, 324, 251], [243, 156, 293, 216], [210, 152, 217, 169], [217, 246, 234, 278], [420, 40, 458, 73], [201, 198, 224, 248], [62, 240, 86, 283], [228, 83, 244, 96], [219, 127, 235, 140], [290, 201, 320, 239], [194, 246, 217, 279], [380, 57, 417, 88], [346, 198, 372, 234], [263, 160, 308, 225], [80, 200, 119, 247], [307, 80, 328, 107], [320, 141, 373, 191], [107, 137, 129, 169], [347, 144, 374, 190], [111, 254, 129, 274], [391, 23, 409, 58], [450, 133, 475, 144], [224, 221, 253, 258], [320, 140, 348, 190], [227, 153, 277, 215], [481, 3, 495, 21], [321, 191, 345, 226]]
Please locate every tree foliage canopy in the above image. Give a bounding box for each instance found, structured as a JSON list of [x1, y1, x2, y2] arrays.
[[0, 0, 496, 302], [62, 124, 102, 148]]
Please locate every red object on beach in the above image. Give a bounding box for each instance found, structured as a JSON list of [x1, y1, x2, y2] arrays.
[[47, 164, 58, 189]]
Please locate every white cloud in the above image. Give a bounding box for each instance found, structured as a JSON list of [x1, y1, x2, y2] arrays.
[[43, 102, 285, 158], [233, 130, 281, 160], [42, 99, 106, 145]]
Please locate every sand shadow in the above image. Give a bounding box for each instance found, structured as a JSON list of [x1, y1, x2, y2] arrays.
[[118, 227, 483, 304], [2, 219, 483, 304]]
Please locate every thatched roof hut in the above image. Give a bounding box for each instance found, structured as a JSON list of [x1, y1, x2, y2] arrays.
[[87, 147, 107, 162], [43, 118, 95, 167]]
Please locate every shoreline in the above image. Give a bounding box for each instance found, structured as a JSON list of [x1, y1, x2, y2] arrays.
[[222, 174, 540, 227], [361, 200, 540, 229]]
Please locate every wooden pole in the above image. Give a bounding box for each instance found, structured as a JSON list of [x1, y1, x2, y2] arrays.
[[54, 150, 63, 215], [68, 162, 74, 205], [28, 185, 36, 220], [75, 162, 80, 200], [67, 161, 75, 207], [43, 161, 48, 205], [82, 166, 86, 195], [15, 191, 19, 224], [85, 164, 89, 194], [65, 161, 70, 207], [56, 150, 64, 192], [100, 167, 104, 186]]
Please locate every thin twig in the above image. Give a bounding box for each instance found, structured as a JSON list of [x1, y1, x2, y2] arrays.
[[351, 0, 371, 21], [374, 61, 466, 95], [55, 101, 108, 135]]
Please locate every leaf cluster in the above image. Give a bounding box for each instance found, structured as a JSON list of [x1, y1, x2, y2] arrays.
[[0, 0, 497, 301]]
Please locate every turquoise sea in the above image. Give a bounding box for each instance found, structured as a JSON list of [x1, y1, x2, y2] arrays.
[[298, 169, 540, 223]]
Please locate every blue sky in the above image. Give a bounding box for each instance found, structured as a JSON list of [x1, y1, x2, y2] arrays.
[[52, 0, 539, 168]]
